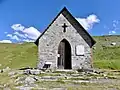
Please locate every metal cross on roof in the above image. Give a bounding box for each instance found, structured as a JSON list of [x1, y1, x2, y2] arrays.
[[62, 23, 68, 32]]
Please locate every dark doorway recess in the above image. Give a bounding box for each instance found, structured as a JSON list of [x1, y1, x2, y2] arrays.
[[58, 39, 71, 69]]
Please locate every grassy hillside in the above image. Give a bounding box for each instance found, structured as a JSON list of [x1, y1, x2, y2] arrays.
[[0, 35, 120, 70], [93, 35, 120, 70], [0, 43, 38, 69]]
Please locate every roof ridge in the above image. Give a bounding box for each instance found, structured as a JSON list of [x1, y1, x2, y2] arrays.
[[35, 7, 96, 47]]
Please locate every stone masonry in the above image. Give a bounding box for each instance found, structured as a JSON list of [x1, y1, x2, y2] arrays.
[[35, 7, 95, 70]]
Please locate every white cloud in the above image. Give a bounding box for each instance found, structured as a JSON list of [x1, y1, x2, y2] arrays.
[[11, 35, 20, 41], [0, 40, 12, 43], [111, 31, 116, 34], [22, 39, 34, 42], [104, 20, 120, 35], [11, 24, 25, 31], [109, 30, 116, 35], [10, 24, 41, 43], [23, 27, 41, 40], [76, 14, 100, 30], [6, 34, 12, 38], [11, 24, 41, 40], [14, 32, 27, 38], [7, 34, 20, 41]]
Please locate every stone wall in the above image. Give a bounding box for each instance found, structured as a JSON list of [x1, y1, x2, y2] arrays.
[[37, 14, 92, 69]]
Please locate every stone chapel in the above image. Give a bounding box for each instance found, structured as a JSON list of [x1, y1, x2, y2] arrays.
[[35, 7, 96, 70]]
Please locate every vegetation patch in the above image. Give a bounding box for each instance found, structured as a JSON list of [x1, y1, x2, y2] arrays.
[[0, 35, 120, 70]]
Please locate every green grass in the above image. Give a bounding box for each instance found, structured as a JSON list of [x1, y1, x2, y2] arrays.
[[93, 46, 120, 69], [0, 35, 120, 70], [93, 35, 120, 70], [0, 43, 38, 69]]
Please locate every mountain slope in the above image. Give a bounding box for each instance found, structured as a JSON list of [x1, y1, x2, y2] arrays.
[[0, 35, 120, 70], [0, 43, 38, 69], [93, 35, 120, 69]]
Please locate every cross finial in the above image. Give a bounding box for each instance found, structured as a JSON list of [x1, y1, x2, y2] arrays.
[[62, 23, 68, 32]]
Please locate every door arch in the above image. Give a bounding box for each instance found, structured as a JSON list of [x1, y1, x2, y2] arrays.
[[57, 39, 71, 69]]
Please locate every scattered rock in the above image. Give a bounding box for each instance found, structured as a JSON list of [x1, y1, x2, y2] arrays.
[[73, 80, 90, 83], [19, 67, 32, 70], [24, 76, 36, 85], [93, 69, 102, 74], [3, 67, 11, 72], [45, 69, 52, 73], [23, 69, 31, 75], [59, 74, 67, 79], [51, 88, 67, 90], [30, 69, 42, 75], [102, 73, 107, 77], [41, 76, 56, 80], [71, 74, 80, 77], [1, 68, 119, 90], [15, 86, 34, 90], [8, 71, 16, 77], [15, 76, 26, 85], [16, 82, 38, 90], [111, 42, 116, 46], [24, 69, 42, 75], [17, 70, 24, 75], [33, 76, 41, 81]]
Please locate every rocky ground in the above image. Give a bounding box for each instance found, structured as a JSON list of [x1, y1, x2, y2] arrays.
[[0, 67, 120, 90]]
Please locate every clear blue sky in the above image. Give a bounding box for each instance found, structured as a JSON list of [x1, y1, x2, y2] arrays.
[[0, 0, 120, 43]]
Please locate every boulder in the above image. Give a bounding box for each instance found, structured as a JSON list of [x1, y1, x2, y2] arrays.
[[51, 88, 67, 90], [30, 69, 41, 75], [24, 76, 36, 85], [24, 69, 41, 75], [111, 42, 116, 46], [15, 76, 26, 85], [8, 71, 16, 77], [3, 67, 11, 72], [15, 86, 34, 90]]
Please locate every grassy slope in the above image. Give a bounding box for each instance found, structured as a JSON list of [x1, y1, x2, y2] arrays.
[[0, 35, 120, 70], [0, 43, 38, 69], [93, 35, 120, 70]]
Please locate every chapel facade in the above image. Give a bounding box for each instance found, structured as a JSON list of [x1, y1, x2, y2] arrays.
[[35, 7, 96, 70]]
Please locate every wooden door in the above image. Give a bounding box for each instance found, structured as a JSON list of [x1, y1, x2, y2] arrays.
[[58, 41, 65, 69], [58, 39, 71, 69]]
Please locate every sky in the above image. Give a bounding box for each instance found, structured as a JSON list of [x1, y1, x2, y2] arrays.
[[0, 0, 120, 43]]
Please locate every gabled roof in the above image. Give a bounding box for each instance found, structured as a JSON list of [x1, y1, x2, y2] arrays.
[[35, 7, 96, 47]]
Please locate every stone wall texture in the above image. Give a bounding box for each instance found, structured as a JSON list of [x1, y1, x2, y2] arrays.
[[37, 14, 92, 70]]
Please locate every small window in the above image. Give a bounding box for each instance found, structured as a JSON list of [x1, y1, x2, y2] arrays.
[[76, 45, 84, 56]]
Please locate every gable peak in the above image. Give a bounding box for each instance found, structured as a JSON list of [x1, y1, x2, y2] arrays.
[[59, 7, 69, 14], [62, 7, 67, 10]]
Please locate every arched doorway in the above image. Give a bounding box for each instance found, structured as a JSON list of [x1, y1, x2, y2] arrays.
[[57, 39, 71, 69]]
